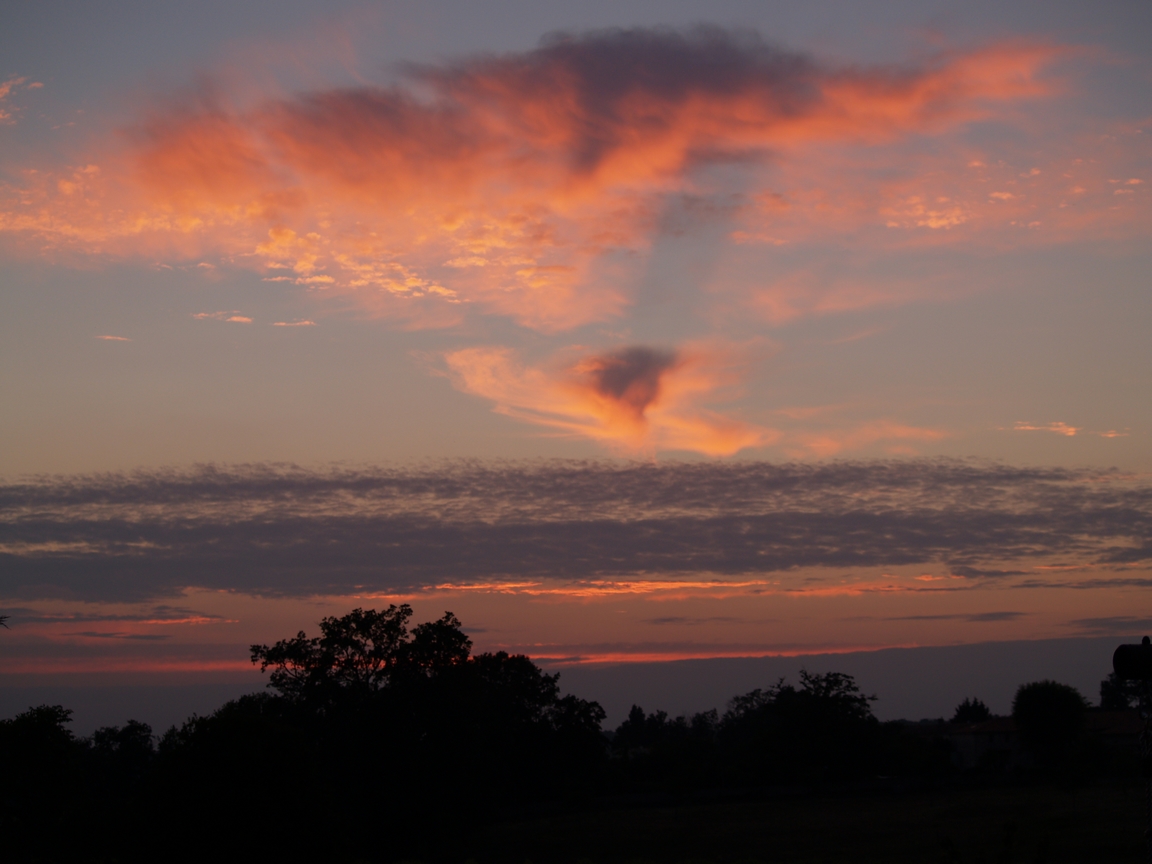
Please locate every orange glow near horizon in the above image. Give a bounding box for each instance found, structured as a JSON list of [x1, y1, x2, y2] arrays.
[[5, 561, 1148, 675], [527, 643, 930, 666]]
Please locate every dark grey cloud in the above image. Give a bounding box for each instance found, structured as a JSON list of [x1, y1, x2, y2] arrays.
[[587, 347, 678, 418], [269, 26, 823, 213], [68, 632, 172, 641], [2, 606, 230, 625], [645, 616, 744, 626], [886, 611, 1028, 623], [1066, 616, 1152, 636], [948, 566, 1032, 578], [2, 459, 1150, 603], [421, 26, 818, 173], [1013, 577, 1152, 590]]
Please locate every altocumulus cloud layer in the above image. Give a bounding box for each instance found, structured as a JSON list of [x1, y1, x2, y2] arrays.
[[2, 460, 1150, 603]]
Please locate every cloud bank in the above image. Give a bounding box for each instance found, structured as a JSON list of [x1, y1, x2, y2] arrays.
[[2, 459, 1149, 603]]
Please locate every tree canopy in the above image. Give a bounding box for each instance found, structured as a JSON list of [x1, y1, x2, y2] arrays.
[[952, 697, 992, 724], [250, 604, 472, 701]]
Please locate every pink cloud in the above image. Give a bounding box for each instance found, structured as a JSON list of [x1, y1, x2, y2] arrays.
[[191, 311, 252, 323], [784, 420, 948, 458], [1013, 421, 1079, 436], [444, 340, 948, 457], [0, 76, 26, 124], [444, 341, 775, 455], [0, 31, 1079, 332]]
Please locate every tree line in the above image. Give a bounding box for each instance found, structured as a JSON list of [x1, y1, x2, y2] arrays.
[[2, 607, 1146, 863]]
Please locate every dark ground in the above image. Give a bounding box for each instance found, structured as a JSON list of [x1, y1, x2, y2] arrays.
[[468, 781, 1150, 864]]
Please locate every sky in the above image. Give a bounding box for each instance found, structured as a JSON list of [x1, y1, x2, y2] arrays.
[[1, 0, 1150, 726]]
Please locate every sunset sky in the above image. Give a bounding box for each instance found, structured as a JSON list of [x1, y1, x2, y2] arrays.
[[2, 0, 1150, 727]]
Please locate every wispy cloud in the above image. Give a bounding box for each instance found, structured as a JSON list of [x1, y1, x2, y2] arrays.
[[1009, 421, 1129, 440], [95, 335, 131, 341], [0, 76, 38, 124], [0, 78, 26, 102], [785, 420, 946, 458], [270, 319, 316, 327], [192, 311, 253, 323], [645, 616, 745, 626], [1065, 616, 1152, 636], [528, 640, 926, 665], [5, 605, 234, 626], [68, 631, 172, 641], [1, 459, 1148, 603], [1013, 421, 1079, 436], [885, 611, 1027, 623]]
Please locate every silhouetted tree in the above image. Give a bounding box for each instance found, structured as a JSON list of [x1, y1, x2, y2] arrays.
[[1099, 671, 1146, 710], [1012, 680, 1090, 774], [616, 704, 673, 752], [139, 606, 608, 862], [22, 604, 1145, 864], [249, 604, 470, 703], [952, 697, 992, 724], [611, 705, 720, 790], [0, 705, 91, 860], [91, 719, 155, 784], [721, 670, 879, 783]]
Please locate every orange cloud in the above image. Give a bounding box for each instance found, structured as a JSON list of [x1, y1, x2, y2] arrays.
[[1013, 421, 1079, 436], [362, 573, 976, 604], [529, 643, 922, 665], [0, 30, 1076, 331], [192, 310, 253, 323], [786, 421, 948, 458], [0, 76, 28, 124], [444, 341, 775, 455], [710, 120, 1149, 335], [445, 340, 946, 457], [745, 270, 938, 325]]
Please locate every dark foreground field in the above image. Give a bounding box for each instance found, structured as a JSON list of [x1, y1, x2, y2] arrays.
[[470, 782, 1149, 864]]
